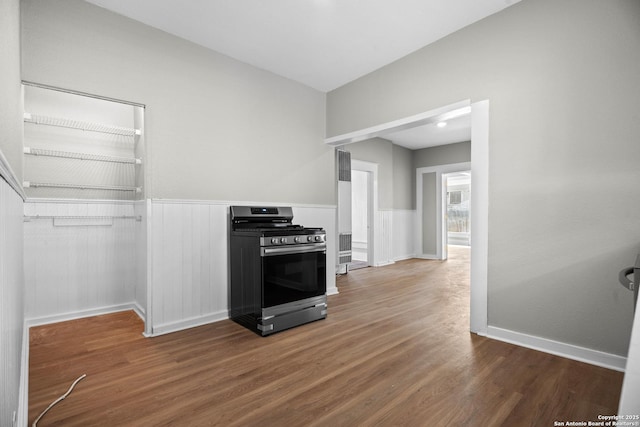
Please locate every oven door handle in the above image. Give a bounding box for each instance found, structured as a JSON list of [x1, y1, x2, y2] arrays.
[[261, 244, 326, 257]]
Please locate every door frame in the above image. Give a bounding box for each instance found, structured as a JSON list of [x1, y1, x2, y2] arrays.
[[351, 159, 378, 266], [442, 170, 472, 255], [416, 162, 471, 260]]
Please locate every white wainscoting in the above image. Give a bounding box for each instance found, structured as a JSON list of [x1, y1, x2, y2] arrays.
[[392, 209, 416, 262], [0, 177, 25, 427], [374, 210, 393, 266], [24, 200, 140, 325], [371, 209, 416, 267], [147, 200, 228, 336], [147, 200, 337, 336]]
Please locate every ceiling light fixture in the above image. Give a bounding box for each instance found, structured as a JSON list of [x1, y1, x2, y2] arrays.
[[437, 121, 447, 128]]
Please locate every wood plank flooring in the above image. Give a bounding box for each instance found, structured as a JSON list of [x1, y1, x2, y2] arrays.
[[29, 247, 623, 426]]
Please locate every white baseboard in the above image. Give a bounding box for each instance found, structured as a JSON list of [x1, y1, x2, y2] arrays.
[[131, 302, 146, 322], [374, 261, 395, 267], [393, 253, 415, 262], [25, 302, 142, 328], [487, 326, 627, 372], [416, 254, 439, 260], [146, 310, 229, 337]]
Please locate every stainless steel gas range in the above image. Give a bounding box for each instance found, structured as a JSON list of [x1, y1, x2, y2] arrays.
[[229, 206, 327, 336]]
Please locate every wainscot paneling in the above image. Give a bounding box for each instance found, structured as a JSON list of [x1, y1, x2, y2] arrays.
[[391, 209, 416, 261], [24, 200, 139, 324], [0, 177, 25, 427], [148, 201, 228, 336], [374, 210, 394, 266], [148, 200, 337, 336]]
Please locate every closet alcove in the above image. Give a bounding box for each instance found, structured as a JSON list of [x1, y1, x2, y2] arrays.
[[22, 84, 148, 329]]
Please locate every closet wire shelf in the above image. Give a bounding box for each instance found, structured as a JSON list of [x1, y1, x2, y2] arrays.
[[24, 215, 142, 221], [24, 147, 142, 165], [24, 112, 141, 137]]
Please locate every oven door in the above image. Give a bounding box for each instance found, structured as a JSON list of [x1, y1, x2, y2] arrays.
[[261, 244, 326, 308]]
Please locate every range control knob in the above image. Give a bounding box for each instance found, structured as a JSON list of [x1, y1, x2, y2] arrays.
[[307, 235, 313, 242], [315, 235, 323, 242], [271, 238, 278, 244], [294, 237, 301, 243], [280, 237, 287, 244]]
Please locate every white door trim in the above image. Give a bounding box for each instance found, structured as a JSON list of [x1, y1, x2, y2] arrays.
[[351, 159, 378, 266], [416, 162, 471, 260], [469, 100, 489, 335]]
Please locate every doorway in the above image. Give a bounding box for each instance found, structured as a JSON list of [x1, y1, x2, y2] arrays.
[[350, 159, 377, 269], [351, 169, 370, 268], [444, 171, 471, 255], [325, 99, 489, 335]]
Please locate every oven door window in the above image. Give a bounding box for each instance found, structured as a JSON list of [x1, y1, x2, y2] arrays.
[[263, 250, 326, 308]]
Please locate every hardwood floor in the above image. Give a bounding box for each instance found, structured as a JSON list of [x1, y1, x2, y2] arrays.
[[29, 247, 623, 426]]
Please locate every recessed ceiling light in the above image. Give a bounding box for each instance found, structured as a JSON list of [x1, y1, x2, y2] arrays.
[[437, 121, 447, 128]]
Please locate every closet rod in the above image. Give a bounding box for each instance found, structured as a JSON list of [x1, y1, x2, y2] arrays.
[[24, 112, 141, 137], [24, 147, 142, 165], [24, 215, 142, 221], [24, 181, 142, 193]]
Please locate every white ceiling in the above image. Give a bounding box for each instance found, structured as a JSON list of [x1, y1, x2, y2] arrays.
[[384, 113, 471, 150], [84, 0, 520, 93]]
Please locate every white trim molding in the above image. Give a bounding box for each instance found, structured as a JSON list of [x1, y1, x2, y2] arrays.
[[487, 326, 627, 372], [146, 310, 229, 337], [351, 160, 379, 267], [416, 161, 471, 260]]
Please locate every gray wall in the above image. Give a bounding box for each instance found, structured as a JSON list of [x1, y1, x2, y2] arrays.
[[346, 137, 413, 210], [21, 0, 333, 205], [0, 0, 25, 423], [392, 144, 414, 210], [328, 0, 640, 356]]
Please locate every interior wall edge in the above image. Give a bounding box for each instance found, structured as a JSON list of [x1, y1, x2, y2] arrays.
[[0, 177, 25, 427], [0, 147, 26, 201]]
